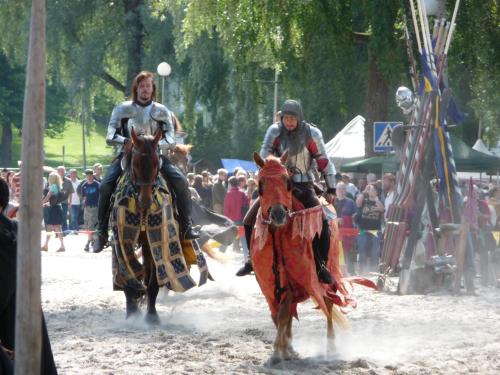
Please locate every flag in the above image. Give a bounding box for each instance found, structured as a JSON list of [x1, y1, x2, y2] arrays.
[[446, 96, 467, 124], [420, 52, 436, 93]]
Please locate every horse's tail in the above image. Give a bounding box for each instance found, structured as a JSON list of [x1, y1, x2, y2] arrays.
[[330, 303, 350, 330], [200, 242, 229, 264]]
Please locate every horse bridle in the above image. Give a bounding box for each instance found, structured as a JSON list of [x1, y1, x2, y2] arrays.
[[130, 147, 161, 187]]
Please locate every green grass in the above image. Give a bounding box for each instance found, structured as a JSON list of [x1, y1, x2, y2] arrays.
[[11, 121, 115, 171]]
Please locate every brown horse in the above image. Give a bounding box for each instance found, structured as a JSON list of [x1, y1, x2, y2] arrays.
[[111, 127, 209, 322], [251, 151, 376, 363], [168, 113, 192, 174]]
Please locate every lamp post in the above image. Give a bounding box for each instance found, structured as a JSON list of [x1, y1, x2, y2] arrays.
[[273, 67, 279, 122], [157, 62, 171, 105], [80, 80, 87, 170], [249, 68, 279, 124]]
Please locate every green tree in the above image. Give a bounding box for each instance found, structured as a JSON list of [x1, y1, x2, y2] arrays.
[[0, 53, 24, 166]]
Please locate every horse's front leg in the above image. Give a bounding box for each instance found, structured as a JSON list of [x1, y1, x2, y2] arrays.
[[285, 311, 299, 359], [124, 287, 140, 319], [271, 292, 292, 364], [143, 243, 160, 325]]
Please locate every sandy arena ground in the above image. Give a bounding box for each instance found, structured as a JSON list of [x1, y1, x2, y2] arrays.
[[41, 233, 500, 375]]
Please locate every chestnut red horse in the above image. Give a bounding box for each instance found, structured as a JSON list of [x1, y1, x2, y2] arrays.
[[251, 151, 376, 362]]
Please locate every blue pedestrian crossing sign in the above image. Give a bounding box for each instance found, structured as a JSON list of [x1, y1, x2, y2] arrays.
[[373, 122, 402, 153]]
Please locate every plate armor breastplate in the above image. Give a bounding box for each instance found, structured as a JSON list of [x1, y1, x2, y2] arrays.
[[127, 103, 156, 137]]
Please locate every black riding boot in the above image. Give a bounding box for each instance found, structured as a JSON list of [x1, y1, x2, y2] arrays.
[[93, 159, 122, 253], [160, 157, 199, 240], [236, 224, 254, 276], [176, 195, 199, 240], [313, 219, 334, 284]]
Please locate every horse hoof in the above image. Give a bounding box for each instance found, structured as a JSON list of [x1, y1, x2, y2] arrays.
[[326, 339, 336, 357], [145, 312, 160, 325], [126, 310, 141, 320], [268, 355, 282, 367], [286, 346, 300, 360]]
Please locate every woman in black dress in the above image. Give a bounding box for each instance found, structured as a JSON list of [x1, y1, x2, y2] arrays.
[[41, 172, 65, 252]]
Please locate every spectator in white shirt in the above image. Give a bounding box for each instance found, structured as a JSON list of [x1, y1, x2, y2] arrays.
[[69, 169, 81, 231]]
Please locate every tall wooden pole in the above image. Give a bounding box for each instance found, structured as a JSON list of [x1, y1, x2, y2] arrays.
[[15, 0, 46, 374]]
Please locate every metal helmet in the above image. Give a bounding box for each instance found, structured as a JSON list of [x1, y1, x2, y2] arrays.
[[395, 86, 415, 115]]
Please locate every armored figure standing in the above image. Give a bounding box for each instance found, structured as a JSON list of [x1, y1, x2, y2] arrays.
[[237, 99, 337, 284], [93, 71, 198, 253]]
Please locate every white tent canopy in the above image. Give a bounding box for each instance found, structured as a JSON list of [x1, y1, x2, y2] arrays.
[[472, 138, 493, 155], [325, 115, 365, 161]]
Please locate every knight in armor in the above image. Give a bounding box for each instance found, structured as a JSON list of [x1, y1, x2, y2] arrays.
[[236, 99, 337, 284], [93, 71, 198, 253]]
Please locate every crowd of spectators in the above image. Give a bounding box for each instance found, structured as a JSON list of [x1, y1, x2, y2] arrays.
[[333, 171, 500, 284], [0, 163, 103, 253], [1, 160, 499, 284]]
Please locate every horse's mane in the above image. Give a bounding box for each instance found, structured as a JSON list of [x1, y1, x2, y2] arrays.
[[260, 155, 288, 177]]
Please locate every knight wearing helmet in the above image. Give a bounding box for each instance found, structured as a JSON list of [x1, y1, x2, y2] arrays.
[[237, 99, 337, 284]]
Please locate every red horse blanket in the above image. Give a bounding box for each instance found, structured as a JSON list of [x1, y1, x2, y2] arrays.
[[252, 198, 375, 318]]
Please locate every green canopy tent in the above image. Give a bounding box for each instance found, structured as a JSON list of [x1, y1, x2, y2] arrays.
[[341, 135, 500, 174]]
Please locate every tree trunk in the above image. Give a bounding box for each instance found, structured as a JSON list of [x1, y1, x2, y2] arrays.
[[0, 123, 13, 166], [364, 57, 389, 157], [15, 0, 45, 373], [123, 0, 144, 92]]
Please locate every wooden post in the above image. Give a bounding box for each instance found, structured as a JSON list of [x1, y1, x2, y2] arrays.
[[453, 219, 468, 294], [15, 0, 46, 374]]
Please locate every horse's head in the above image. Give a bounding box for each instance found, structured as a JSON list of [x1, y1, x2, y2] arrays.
[[169, 143, 193, 174], [254, 150, 292, 228], [125, 127, 162, 210]]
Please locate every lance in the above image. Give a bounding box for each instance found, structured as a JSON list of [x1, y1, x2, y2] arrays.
[[403, 14, 420, 92], [444, 0, 461, 55]]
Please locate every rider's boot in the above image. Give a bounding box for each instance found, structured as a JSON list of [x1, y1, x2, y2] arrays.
[[92, 183, 114, 253], [93, 159, 122, 253], [236, 261, 253, 277], [313, 219, 334, 285], [179, 218, 200, 240], [93, 231, 108, 253], [236, 224, 254, 276], [175, 187, 199, 240], [160, 159, 200, 240]]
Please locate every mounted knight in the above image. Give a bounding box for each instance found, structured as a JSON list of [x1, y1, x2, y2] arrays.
[[237, 99, 338, 284], [93, 70, 198, 253]]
